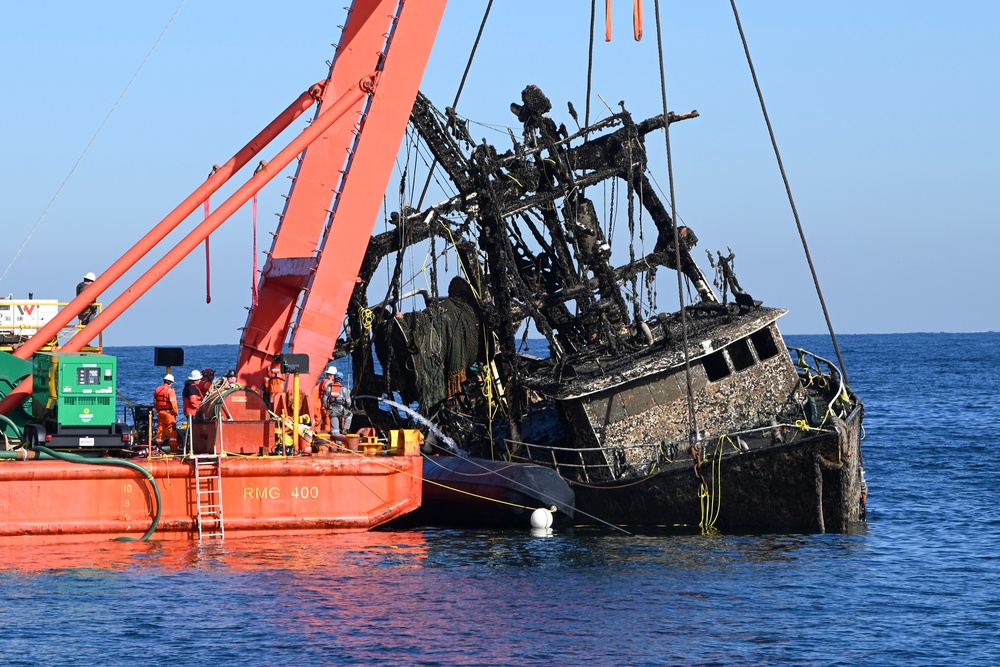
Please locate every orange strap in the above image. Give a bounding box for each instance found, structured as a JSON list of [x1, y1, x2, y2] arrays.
[[605, 0, 612, 42], [633, 0, 643, 41]]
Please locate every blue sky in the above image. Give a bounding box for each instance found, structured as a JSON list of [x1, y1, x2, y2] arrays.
[[2, 1, 997, 346]]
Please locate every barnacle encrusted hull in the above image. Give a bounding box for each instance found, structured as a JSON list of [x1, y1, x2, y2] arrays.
[[569, 410, 865, 532]]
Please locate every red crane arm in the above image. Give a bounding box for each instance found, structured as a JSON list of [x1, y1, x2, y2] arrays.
[[1, 0, 449, 418], [236, 0, 448, 392], [12, 87, 323, 362], [0, 80, 370, 417]]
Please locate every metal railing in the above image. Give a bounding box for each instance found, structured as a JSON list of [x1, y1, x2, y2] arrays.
[[0, 299, 103, 353]]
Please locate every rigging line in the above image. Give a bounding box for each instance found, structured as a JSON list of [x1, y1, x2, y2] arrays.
[[653, 0, 699, 445], [585, 0, 597, 128], [728, 0, 850, 386], [0, 0, 188, 286], [420, 445, 632, 536], [415, 0, 494, 212]]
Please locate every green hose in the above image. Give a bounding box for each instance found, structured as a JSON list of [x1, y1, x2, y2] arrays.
[[33, 445, 162, 541], [0, 413, 23, 442]]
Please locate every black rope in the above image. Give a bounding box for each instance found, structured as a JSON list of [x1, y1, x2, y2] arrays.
[[728, 0, 850, 385], [653, 0, 699, 445], [416, 0, 494, 212], [586, 0, 597, 128]]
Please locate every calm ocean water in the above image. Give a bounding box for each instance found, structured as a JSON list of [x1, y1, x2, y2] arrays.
[[1, 333, 998, 666]]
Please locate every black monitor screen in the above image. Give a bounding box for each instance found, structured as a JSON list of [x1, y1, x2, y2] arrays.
[[76, 367, 102, 386]]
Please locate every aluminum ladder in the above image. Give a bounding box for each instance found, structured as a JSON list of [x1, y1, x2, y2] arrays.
[[192, 453, 225, 539]]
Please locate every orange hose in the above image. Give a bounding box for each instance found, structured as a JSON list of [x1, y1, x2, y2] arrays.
[[605, 0, 612, 42], [633, 0, 643, 41]]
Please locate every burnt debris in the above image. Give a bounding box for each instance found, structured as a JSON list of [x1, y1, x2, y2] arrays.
[[344, 85, 772, 457]]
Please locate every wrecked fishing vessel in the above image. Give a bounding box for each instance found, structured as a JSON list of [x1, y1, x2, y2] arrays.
[[342, 85, 866, 533]]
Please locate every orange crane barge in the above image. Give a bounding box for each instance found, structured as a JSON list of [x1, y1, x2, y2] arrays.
[[0, 451, 421, 545], [0, 0, 449, 543]]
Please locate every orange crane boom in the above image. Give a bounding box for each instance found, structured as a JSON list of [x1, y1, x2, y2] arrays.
[[237, 0, 448, 394], [1, 0, 449, 418]]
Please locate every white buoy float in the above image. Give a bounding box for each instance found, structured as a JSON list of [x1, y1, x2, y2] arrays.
[[530, 507, 554, 529]]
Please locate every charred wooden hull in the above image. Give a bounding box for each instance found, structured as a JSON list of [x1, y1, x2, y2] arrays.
[[569, 408, 865, 533]]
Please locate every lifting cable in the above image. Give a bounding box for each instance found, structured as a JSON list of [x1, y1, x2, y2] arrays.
[[652, 0, 700, 464], [414, 0, 493, 212], [251, 160, 266, 307], [586, 0, 597, 127], [728, 0, 850, 385], [204, 165, 218, 304]]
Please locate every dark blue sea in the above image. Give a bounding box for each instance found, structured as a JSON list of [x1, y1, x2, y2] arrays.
[[2, 333, 998, 666]]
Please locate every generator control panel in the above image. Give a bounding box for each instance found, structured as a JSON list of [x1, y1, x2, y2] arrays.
[[32, 352, 118, 427]]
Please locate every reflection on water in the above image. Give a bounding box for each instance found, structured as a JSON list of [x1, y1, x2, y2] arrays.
[[0, 520, 997, 666]]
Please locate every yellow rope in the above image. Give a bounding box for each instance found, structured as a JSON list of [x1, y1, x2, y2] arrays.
[[423, 475, 536, 511], [358, 306, 374, 330], [328, 442, 538, 512], [698, 435, 729, 534], [441, 222, 482, 302]]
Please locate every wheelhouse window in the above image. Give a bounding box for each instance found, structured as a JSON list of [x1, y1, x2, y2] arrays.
[[750, 327, 779, 361], [728, 337, 755, 371], [702, 350, 731, 381]]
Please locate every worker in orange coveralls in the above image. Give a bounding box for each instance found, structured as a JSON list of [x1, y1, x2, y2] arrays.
[[152, 373, 178, 452], [264, 361, 287, 414]]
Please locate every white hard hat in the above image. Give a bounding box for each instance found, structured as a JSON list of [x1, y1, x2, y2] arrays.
[[163, 373, 174, 382], [326, 365, 337, 375], [83, 272, 96, 282], [188, 370, 202, 381]]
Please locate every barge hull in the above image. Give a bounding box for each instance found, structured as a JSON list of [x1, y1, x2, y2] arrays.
[[0, 453, 422, 544]]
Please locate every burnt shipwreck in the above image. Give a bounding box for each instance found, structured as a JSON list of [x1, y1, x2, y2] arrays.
[[342, 85, 866, 533]]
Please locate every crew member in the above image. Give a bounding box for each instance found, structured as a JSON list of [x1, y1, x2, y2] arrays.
[[183, 370, 204, 418], [224, 369, 239, 388], [197, 368, 216, 395], [317, 365, 337, 433], [324, 370, 353, 436], [153, 373, 179, 452], [180, 370, 204, 455], [76, 272, 98, 325], [265, 360, 286, 414]]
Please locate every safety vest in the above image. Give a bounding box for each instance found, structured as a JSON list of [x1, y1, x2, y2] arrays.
[[267, 365, 284, 395], [318, 377, 333, 404], [183, 382, 204, 416], [153, 384, 177, 412], [327, 382, 346, 406]]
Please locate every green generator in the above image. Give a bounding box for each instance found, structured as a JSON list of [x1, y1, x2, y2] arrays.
[[25, 352, 131, 451]]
